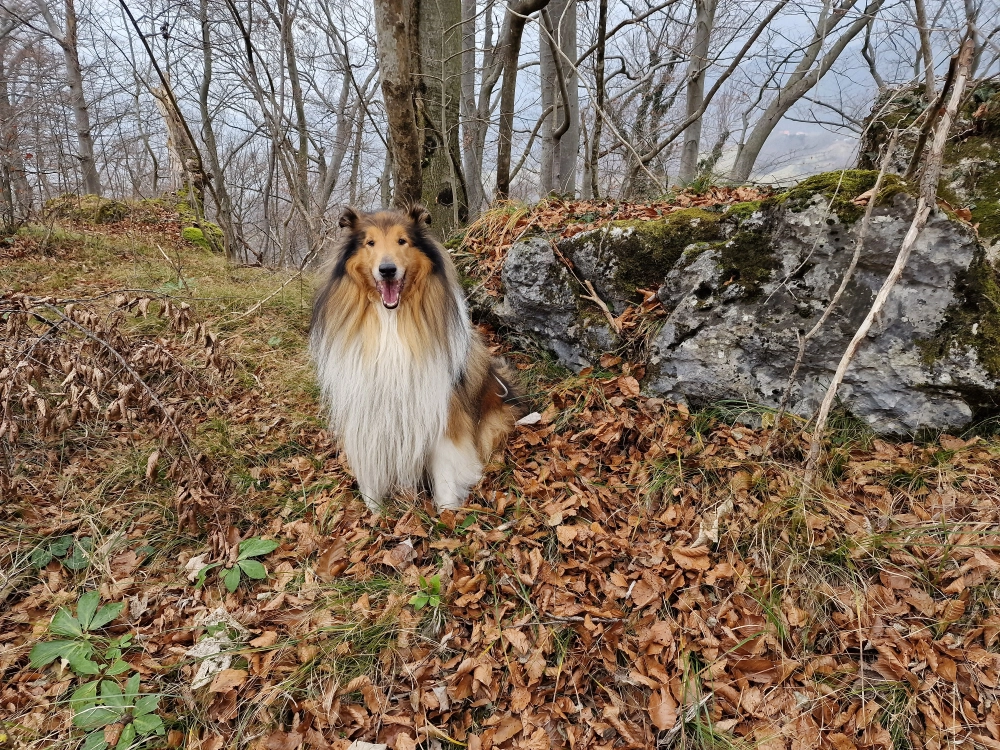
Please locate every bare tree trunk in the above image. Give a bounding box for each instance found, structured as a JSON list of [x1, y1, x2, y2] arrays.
[[381, 140, 394, 206], [861, 19, 885, 89], [348, 111, 365, 205], [419, 0, 467, 233], [677, 0, 716, 185], [460, 0, 485, 216], [0, 46, 31, 224], [539, 0, 578, 196], [199, 0, 237, 258], [588, 0, 607, 199], [374, 0, 422, 207], [913, 0, 935, 99], [276, 0, 310, 226], [36, 0, 102, 195], [539, 10, 558, 195], [729, 0, 885, 182], [151, 82, 206, 205], [496, 0, 552, 199], [316, 71, 362, 213], [555, 0, 578, 195]]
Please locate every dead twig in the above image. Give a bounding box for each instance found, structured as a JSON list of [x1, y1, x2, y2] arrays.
[[549, 239, 622, 336], [767, 130, 900, 450], [582, 279, 623, 335], [904, 52, 960, 181], [658, 693, 713, 746], [803, 38, 975, 488]]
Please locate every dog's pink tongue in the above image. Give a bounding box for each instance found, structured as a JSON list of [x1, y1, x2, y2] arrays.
[[377, 279, 402, 308]]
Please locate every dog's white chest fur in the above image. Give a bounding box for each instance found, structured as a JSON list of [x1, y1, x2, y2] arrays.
[[313, 311, 456, 504]]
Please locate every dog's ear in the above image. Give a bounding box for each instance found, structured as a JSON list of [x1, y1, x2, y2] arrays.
[[339, 207, 360, 230], [408, 204, 431, 227]]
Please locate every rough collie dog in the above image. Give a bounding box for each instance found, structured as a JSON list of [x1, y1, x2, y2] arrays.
[[310, 204, 518, 513]]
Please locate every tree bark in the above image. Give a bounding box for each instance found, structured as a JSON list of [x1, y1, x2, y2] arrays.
[[913, 0, 935, 99], [36, 0, 102, 195], [419, 0, 468, 233], [539, 8, 558, 195], [677, 0, 716, 185], [199, 0, 237, 259], [374, 0, 422, 207], [728, 0, 885, 182], [539, 0, 578, 196], [465, 0, 497, 215], [0, 42, 31, 224], [151, 81, 207, 207], [460, 0, 485, 216], [381, 140, 394, 207], [588, 0, 607, 199], [496, 0, 552, 199], [275, 0, 310, 224]]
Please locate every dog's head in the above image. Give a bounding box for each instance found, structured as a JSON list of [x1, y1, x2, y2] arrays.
[[336, 204, 442, 310]]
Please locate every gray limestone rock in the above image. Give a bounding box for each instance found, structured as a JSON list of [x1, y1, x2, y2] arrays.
[[497, 185, 1000, 434], [647, 194, 991, 434], [496, 236, 615, 370]]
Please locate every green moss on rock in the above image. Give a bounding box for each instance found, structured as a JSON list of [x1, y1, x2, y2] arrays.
[[716, 229, 779, 298], [182, 223, 223, 251], [918, 249, 1000, 376], [46, 194, 130, 224], [606, 208, 725, 294], [778, 170, 908, 223], [724, 201, 764, 222], [941, 135, 1000, 239]]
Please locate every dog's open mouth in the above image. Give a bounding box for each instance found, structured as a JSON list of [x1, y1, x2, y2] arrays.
[[376, 278, 403, 309]]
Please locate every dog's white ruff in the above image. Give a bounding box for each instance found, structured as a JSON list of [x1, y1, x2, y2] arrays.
[[312, 293, 474, 512]]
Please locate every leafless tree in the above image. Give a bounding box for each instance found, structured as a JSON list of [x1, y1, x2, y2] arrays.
[[0, 0, 995, 262], [34, 0, 101, 195]]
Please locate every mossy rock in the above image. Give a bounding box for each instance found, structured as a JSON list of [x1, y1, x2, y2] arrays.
[[46, 194, 131, 225], [940, 135, 1000, 239], [714, 228, 779, 298], [182, 223, 224, 252], [612, 209, 726, 291], [724, 200, 765, 223], [861, 82, 1000, 241], [559, 208, 726, 312], [777, 170, 909, 224], [919, 248, 1000, 377], [672, 204, 780, 300]]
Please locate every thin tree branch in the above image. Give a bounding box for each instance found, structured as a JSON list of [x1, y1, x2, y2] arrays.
[[802, 37, 975, 486]]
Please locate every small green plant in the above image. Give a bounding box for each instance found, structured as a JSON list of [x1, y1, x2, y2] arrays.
[[31, 534, 94, 571], [71, 673, 164, 750], [29, 591, 165, 750], [29, 591, 128, 676], [409, 575, 442, 611], [196, 537, 279, 592]]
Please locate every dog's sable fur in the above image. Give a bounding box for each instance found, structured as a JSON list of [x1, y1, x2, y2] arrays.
[[310, 204, 518, 513]]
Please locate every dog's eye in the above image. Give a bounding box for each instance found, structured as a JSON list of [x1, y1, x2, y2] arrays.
[[366, 239, 375, 246], [397, 238, 406, 246]]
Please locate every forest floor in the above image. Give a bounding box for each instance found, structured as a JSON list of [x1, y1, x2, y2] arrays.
[[3, 198, 1000, 750]]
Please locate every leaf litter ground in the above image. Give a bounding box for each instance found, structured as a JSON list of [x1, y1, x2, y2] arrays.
[[3, 200, 1000, 750]]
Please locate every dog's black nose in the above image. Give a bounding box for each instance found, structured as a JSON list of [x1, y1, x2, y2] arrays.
[[378, 262, 397, 279]]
